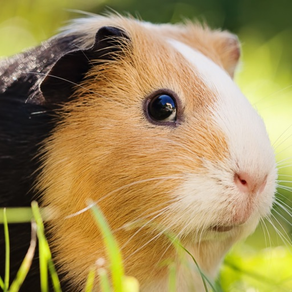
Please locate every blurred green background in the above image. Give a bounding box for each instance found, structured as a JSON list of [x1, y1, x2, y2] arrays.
[[1, 0, 292, 291]]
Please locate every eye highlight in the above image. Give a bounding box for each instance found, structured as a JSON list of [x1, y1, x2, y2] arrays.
[[145, 89, 181, 125], [148, 94, 176, 122]]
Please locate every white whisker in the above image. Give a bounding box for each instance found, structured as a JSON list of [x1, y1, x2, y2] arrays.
[[275, 193, 292, 208], [120, 206, 170, 250], [273, 123, 292, 150], [273, 202, 292, 225], [123, 225, 170, 262], [260, 218, 272, 249], [277, 180, 292, 184], [276, 155, 292, 166], [277, 185, 292, 192], [94, 175, 184, 206], [267, 214, 292, 247]]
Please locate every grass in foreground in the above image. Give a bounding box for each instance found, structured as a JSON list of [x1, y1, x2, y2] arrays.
[[0, 203, 141, 292], [1, 204, 292, 292]]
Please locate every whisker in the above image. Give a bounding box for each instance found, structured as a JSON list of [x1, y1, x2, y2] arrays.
[[276, 155, 292, 166], [260, 217, 272, 249], [65, 202, 96, 219], [28, 71, 93, 93], [27, 71, 125, 106], [153, 138, 201, 161], [64, 175, 184, 219], [160, 217, 190, 260], [95, 175, 184, 205], [268, 214, 292, 247], [123, 224, 170, 262], [276, 165, 292, 171], [253, 84, 292, 110], [272, 205, 292, 227], [275, 198, 292, 214], [277, 180, 292, 184], [155, 222, 183, 264], [275, 193, 292, 207], [275, 143, 292, 158], [277, 185, 292, 192], [120, 206, 170, 250], [277, 174, 292, 178], [272, 123, 292, 150]]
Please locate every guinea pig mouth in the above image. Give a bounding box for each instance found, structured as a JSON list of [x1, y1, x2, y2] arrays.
[[210, 225, 234, 232]]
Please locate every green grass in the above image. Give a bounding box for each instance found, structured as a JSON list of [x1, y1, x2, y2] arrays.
[[0, 203, 218, 292], [0, 204, 141, 292], [1, 208, 36, 292], [1, 204, 292, 291], [2, 209, 10, 292], [90, 203, 125, 291]]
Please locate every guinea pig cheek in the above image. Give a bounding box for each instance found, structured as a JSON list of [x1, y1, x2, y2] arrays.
[[167, 39, 276, 237], [163, 143, 275, 240]]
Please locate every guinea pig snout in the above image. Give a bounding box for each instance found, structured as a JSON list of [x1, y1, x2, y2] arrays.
[[234, 172, 267, 195]]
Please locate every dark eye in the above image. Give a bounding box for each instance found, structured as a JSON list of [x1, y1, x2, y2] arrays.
[[148, 94, 177, 122]]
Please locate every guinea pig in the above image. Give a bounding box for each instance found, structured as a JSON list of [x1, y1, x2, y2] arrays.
[[0, 14, 277, 292]]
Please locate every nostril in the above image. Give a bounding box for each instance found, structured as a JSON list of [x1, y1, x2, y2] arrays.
[[234, 172, 267, 194], [234, 173, 250, 193]]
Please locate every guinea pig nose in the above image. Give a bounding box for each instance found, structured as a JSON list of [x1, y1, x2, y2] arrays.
[[234, 172, 267, 194]]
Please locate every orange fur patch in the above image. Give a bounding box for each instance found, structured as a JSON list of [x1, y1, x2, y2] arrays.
[[37, 16, 236, 290]]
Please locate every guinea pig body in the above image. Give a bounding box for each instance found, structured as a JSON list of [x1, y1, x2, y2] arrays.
[[0, 15, 277, 291]]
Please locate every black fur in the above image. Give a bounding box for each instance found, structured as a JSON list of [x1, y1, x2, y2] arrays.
[[0, 35, 76, 292], [0, 26, 129, 291]]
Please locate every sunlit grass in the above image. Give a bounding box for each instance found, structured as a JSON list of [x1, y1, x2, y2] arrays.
[[89, 202, 125, 292], [0, 205, 141, 292], [2, 204, 292, 291], [1, 204, 141, 292], [7, 223, 37, 292], [0, 203, 221, 292], [2, 209, 10, 292], [219, 244, 292, 291]]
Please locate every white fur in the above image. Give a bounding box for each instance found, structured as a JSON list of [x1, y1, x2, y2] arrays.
[[167, 39, 276, 224], [164, 39, 277, 284]]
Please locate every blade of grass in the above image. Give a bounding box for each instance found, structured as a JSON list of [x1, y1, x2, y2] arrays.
[[224, 259, 281, 289], [31, 202, 48, 292], [0, 207, 52, 224], [89, 202, 124, 292], [179, 244, 216, 291], [31, 201, 61, 292], [84, 266, 96, 292], [3, 208, 9, 292], [47, 256, 62, 292], [122, 276, 139, 292], [165, 233, 210, 292], [98, 268, 112, 292], [0, 277, 4, 290], [9, 222, 37, 292], [168, 262, 176, 292], [124, 220, 216, 292], [0, 207, 33, 223]]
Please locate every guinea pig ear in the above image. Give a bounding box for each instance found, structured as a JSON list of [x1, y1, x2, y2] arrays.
[[40, 26, 129, 105], [211, 31, 241, 78]]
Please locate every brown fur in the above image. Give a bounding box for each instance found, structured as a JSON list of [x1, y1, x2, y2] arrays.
[[37, 16, 240, 291]]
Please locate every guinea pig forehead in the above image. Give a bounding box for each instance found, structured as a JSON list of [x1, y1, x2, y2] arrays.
[[126, 31, 207, 104], [167, 38, 233, 100]]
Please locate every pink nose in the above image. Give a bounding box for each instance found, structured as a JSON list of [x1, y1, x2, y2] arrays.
[[234, 172, 267, 194]]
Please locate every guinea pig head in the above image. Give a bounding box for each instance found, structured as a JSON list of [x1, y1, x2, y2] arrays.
[[38, 16, 277, 290]]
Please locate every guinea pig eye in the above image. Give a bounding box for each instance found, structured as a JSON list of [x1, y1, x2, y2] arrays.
[[147, 94, 177, 123]]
